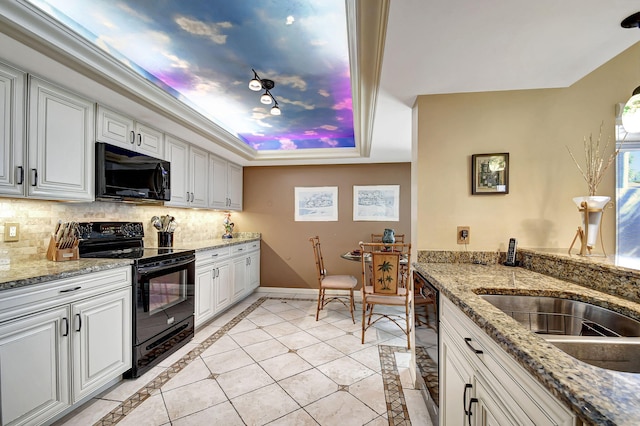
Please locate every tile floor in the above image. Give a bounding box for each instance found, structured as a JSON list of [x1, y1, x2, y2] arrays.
[[53, 291, 434, 426]]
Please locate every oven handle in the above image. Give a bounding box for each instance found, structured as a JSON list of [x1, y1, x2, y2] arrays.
[[136, 255, 195, 275], [142, 281, 150, 313]]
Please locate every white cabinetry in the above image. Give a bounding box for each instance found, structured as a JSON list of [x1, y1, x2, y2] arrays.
[[231, 241, 260, 302], [440, 297, 576, 426], [165, 136, 208, 208], [209, 154, 243, 210], [2, 74, 94, 201], [0, 267, 132, 426], [96, 105, 163, 158], [195, 247, 231, 327], [0, 61, 26, 197]]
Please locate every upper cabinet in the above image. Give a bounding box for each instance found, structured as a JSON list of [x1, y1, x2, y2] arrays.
[[96, 105, 163, 158], [165, 135, 208, 208], [27, 77, 95, 201], [209, 154, 243, 211], [0, 61, 26, 197]]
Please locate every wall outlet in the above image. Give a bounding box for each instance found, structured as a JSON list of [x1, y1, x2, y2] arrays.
[[4, 222, 19, 242], [457, 226, 470, 244]]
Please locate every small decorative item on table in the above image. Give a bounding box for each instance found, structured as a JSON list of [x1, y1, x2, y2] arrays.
[[223, 212, 234, 239]]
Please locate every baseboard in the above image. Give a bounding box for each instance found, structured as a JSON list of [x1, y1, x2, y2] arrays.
[[255, 286, 363, 302]]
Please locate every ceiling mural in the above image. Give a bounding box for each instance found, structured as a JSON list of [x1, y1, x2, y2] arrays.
[[29, 0, 355, 151]]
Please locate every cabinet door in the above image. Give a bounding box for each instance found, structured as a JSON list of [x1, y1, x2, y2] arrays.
[[227, 162, 243, 210], [27, 76, 94, 201], [96, 105, 135, 149], [232, 256, 247, 302], [441, 330, 475, 426], [195, 262, 215, 327], [208, 154, 228, 209], [0, 306, 70, 426], [71, 288, 132, 402], [134, 122, 164, 158], [164, 136, 189, 207], [474, 377, 519, 426], [248, 250, 260, 291], [214, 262, 232, 312], [0, 61, 26, 197], [190, 146, 208, 207]]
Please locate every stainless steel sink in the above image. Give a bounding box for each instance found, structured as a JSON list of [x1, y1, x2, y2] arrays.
[[479, 294, 640, 373]]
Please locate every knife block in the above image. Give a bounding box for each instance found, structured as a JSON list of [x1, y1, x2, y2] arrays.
[[46, 235, 79, 262]]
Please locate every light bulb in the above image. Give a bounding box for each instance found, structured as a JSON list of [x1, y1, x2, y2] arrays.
[[260, 93, 272, 104], [270, 105, 281, 115], [248, 78, 262, 91]]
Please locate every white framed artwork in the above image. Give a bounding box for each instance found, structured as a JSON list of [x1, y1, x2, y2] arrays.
[[353, 185, 400, 221], [294, 186, 338, 221]]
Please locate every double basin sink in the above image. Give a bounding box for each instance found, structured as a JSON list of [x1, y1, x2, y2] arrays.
[[479, 294, 640, 373]]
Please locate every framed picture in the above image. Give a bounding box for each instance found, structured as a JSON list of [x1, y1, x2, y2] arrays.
[[471, 153, 509, 195], [294, 186, 338, 221], [353, 185, 400, 221]]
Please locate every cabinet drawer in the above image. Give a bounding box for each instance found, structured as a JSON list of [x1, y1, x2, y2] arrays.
[[230, 243, 250, 256], [0, 266, 131, 324], [196, 246, 230, 264], [245, 241, 260, 252]]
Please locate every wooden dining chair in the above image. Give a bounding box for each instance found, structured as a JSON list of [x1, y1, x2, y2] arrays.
[[309, 236, 357, 323], [371, 233, 405, 243], [359, 242, 412, 348]]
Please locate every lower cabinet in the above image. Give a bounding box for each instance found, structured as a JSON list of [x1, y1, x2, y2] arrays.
[[440, 296, 576, 426], [0, 266, 131, 426], [195, 241, 260, 327]]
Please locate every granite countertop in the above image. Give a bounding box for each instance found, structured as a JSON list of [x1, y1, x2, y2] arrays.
[[414, 261, 640, 426], [1, 234, 261, 291]]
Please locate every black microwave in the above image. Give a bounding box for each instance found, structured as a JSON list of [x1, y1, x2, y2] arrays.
[[95, 142, 171, 203]]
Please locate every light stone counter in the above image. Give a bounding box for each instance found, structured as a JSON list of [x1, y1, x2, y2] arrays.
[[414, 258, 640, 425], [173, 233, 261, 252]]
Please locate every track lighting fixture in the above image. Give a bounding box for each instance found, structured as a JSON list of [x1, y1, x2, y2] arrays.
[[249, 68, 281, 115]]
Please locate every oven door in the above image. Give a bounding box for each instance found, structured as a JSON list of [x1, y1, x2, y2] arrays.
[[135, 254, 195, 344]]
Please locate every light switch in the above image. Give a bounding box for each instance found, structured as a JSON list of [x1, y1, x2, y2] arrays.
[[4, 222, 19, 242]]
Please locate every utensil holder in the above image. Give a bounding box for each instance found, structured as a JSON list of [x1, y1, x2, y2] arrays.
[[158, 231, 174, 247]]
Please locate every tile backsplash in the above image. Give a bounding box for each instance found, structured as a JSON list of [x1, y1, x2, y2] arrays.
[[0, 198, 235, 262]]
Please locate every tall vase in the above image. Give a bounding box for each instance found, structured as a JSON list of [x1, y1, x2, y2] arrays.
[[382, 228, 395, 244], [572, 196, 611, 248]]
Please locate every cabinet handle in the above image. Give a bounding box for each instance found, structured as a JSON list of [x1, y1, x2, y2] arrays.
[[62, 317, 69, 336], [130, 130, 135, 144], [464, 337, 483, 354], [190, 192, 194, 202], [463, 383, 472, 414], [186, 191, 190, 202], [467, 398, 478, 426], [215, 268, 219, 278], [31, 168, 37, 186], [60, 286, 82, 293], [137, 133, 142, 146], [212, 253, 219, 257], [16, 166, 24, 184], [75, 313, 82, 332]]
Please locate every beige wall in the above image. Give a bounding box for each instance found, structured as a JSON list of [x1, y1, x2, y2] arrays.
[[240, 164, 411, 289], [415, 42, 640, 254]]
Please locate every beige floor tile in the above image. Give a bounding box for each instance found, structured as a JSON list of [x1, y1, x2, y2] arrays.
[[192, 322, 221, 343], [229, 327, 274, 347], [261, 321, 302, 338], [246, 306, 272, 318], [349, 373, 387, 415], [156, 342, 199, 368], [172, 401, 244, 426], [231, 383, 300, 426], [244, 338, 290, 362], [278, 368, 338, 406], [331, 317, 362, 333], [216, 363, 274, 399], [199, 334, 240, 357], [161, 357, 211, 392], [276, 330, 321, 350], [296, 341, 346, 366], [117, 393, 169, 426], [287, 315, 327, 329], [266, 408, 318, 425], [305, 323, 347, 341], [325, 333, 372, 355], [227, 318, 258, 334], [202, 347, 255, 374], [98, 366, 164, 401], [304, 391, 378, 426], [316, 357, 376, 386], [276, 308, 310, 321], [52, 398, 120, 426], [365, 415, 391, 426], [404, 388, 433, 426], [162, 379, 227, 420], [259, 352, 313, 381], [349, 346, 383, 373], [261, 300, 300, 313], [248, 312, 286, 327]]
